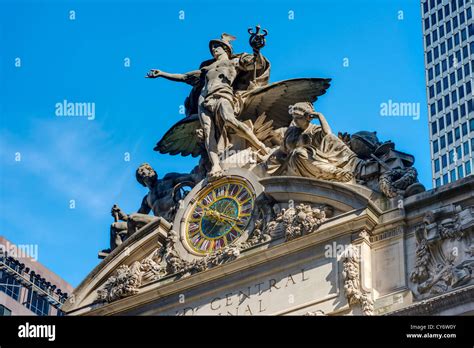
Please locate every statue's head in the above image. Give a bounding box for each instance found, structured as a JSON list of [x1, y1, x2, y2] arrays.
[[289, 102, 314, 128], [136, 163, 158, 187], [209, 33, 235, 59]]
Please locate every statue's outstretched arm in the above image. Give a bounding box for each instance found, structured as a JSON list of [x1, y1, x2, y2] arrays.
[[146, 69, 201, 85]]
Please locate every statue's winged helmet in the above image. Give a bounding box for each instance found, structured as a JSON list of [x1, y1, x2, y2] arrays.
[[209, 33, 236, 57]]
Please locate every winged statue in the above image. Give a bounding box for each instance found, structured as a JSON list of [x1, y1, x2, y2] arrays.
[[146, 26, 331, 178]]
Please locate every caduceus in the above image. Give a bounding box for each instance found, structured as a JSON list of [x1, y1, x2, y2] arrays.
[[248, 25, 268, 81]]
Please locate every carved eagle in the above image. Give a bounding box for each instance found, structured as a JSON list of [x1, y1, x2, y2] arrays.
[[154, 78, 331, 157]]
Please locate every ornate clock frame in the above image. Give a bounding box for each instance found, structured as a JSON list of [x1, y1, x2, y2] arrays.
[[172, 168, 264, 262]]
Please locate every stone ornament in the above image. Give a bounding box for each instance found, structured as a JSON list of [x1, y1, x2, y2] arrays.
[[410, 205, 474, 298], [341, 245, 374, 315], [266, 203, 328, 242]]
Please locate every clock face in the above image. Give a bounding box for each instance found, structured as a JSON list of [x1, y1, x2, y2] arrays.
[[184, 178, 255, 255]]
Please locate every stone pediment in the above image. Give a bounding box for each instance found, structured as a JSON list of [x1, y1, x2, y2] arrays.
[[63, 175, 383, 315]]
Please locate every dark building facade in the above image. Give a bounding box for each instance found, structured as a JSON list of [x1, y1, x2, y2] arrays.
[[0, 236, 73, 316]]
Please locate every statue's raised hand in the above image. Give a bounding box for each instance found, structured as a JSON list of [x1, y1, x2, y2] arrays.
[[309, 111, 323, 119], [146, 69, 161, 78], [111, 204, 127, 220]]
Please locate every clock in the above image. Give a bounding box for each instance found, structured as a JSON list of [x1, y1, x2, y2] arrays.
[[183, 177, 256, 255]]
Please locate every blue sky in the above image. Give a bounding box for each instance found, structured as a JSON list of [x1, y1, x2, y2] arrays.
[[0, 0, 430, 287]]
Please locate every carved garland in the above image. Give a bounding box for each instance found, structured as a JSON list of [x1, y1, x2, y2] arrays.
[[97, 202, 330, 303]]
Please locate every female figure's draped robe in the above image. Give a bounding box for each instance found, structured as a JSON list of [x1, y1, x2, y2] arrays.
[[267, 123, 360, 182]]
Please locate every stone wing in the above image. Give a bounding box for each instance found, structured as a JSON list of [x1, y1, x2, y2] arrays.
[[239, 78, 331, 129], [154, 114, 202, 157]]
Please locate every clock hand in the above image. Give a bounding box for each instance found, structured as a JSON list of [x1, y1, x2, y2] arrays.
[[203, 207, 239, 224], [219, 213, 239, 223]]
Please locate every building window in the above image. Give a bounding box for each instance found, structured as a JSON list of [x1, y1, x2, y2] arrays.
[[446, 112, 452, 126], [435, 177, 441, 187], [442, 153, 448, 168], [456, 145, 462, 161], [429, 85, 435, 98], [0, 270, 21, 301], [452, 90, 457, 104], [0, 304, 12, 316], [25, 290, 50, 316], [470, 118, 474, 132], [439, 117, 445, 131], [458, 165, 464, 179], [440, 26, 445, 40], [434, 158, 440, 172], [433, 139, 439, 153], [427, 51, 433, 64], [443, 173, 449, 184], [448, 131, 454, 145], [456, 50, 461, 64], [462, 122, 468, 136], [449, 149, 455, 164], [459, 85, 465, 100], [453, 108, 459, 123], [432, 121, 438, 135], [455, 127, 461, 141], [450, 169, 457, 182], [441, 135, 446, 149], [466, 161, 472, 175], [463, 141, 470, 156], [445, 94, 451, 108]]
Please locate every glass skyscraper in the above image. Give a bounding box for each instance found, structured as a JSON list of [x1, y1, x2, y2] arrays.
[[421, 0, 474, 187]]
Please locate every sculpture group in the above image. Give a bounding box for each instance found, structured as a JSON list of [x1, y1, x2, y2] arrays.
[[100, 26, 425, 257]]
